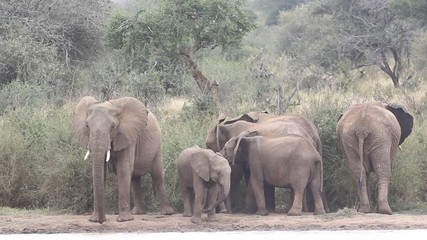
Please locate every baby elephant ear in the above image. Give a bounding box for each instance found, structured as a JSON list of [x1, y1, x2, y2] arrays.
[[190, 151, 210, 182], [386, 103, 414, 145]]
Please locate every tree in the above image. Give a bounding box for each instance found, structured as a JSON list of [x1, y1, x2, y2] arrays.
[[106, 0, 255, 96], [277, 0, 421, 88], [318, 0, 422, 87], [392, 0, 427, 26], [0, 0, 110, 85]]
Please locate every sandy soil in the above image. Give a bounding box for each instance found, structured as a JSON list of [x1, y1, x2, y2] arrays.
[[1, 209, 427, 234]]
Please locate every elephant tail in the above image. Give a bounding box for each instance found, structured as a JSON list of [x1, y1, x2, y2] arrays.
[[356, 132, 368, 185]]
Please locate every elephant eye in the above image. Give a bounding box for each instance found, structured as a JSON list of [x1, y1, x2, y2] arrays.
[[85, 121, 89, 128]]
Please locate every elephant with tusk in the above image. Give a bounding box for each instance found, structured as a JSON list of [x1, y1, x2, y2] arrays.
[[73, 96, 174, 223]]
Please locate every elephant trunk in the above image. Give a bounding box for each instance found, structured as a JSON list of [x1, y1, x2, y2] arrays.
[[208, 183, 230, 212], [92, 150, 107, 223], [90, 134, 110, 224]]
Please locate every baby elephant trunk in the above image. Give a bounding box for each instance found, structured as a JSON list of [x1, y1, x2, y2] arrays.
[[206, 183, 230, 212]]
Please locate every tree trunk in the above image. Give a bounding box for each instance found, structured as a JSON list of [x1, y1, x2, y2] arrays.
[[379, 50, 400, 88], [178, 52, 218, 96]]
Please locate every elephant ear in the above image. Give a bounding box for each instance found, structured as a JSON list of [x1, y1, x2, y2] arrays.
[[190, 150, 210, 182], [110, 97, 149, 151], [223, 113, 256, 125], [73, 96, 99, 148], [386, 103, 414, 145], [231, 131, 258, 164]]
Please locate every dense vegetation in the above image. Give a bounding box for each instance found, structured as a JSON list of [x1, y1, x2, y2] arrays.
[[0, 0, 426, 214]]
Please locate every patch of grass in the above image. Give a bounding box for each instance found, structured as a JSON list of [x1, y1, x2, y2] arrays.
[[0, 207, 53, 216]]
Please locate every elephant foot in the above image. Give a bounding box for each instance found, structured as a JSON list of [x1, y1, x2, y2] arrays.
[[207, 213, 217, 222], [255, 209, 269, 216], [358, 205, 372, 213], [131, 207, 146, 215], [117, 212, 134, 222], [89, 213, 106, 224], [191, 216, 202, 224], [287, 208, 302, 216], [314, 209, 326, 215], [243, 207, 257, 214], [378, 205, 392, 215], [160, 205, 174, 215], [182, 211, 192, 217]]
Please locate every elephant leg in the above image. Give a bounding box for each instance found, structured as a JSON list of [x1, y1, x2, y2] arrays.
[[354, 169, 371, 213], [285, 188, 294, 213], [264, 182, 275, 211], [131, 176, 146, 214], [192, 180, 205, 223], [180, 182, 192, 217], [371, 150, 392, 215], [224, 197, 232, 214], [346, 151, 371, 213], [321, 190, 330, 213], [249, 170, 268, 216], [229, 163, 244, 212], [302, 189, 309, 212], [287, 188, 304, 216], [308, 177, 326, 215], [206, 185, 218, 222], [244, 181, 257, 214], [116, 154, 134, 222], [150, 151, 174, 215]]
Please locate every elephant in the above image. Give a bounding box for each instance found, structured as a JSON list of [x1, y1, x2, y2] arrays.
[[73, 96, 174, 223], [220, 131, 326, 216], [177, 145, 231, 223], [336, 101, 413, 214], [205, 111, 328, 213]]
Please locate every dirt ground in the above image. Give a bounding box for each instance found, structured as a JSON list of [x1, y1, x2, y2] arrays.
[[1, 208, 427, 234]]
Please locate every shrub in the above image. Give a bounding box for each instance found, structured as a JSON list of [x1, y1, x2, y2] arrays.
[[158, 104, 215, 212]]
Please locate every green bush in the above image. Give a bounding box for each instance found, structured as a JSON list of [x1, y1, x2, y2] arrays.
[[159, 105, 215, 212]]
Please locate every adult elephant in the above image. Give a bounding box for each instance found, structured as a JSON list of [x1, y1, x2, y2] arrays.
[[220, 131, 326, 216], [336, 102, 413, 214], [205, 111, 328, 213], [177, 145, 231, 223], [73, 96, 174, 223]]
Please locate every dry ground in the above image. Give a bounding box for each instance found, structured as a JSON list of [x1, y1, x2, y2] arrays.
[[1, 208, 427, 234]]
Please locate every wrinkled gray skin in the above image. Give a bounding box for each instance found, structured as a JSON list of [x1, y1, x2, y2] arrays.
[[336, 102, 413, 214], [73, 96, 174, 223], [177, 145, 231, 223], [206, 112, 329, 213], [220, 132, 326, 216]]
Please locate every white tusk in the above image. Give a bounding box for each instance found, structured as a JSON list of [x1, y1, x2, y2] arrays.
[[106, 150, 111, 162], [84, 150, 90, 160]]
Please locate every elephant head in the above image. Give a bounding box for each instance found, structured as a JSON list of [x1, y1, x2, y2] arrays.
[[73, 96, 148, 223], [190, 149, 231, 211], [220, 131, 258, 165]]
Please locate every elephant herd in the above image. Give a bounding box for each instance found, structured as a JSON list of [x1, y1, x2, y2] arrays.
[[73, 96, 413, 224]]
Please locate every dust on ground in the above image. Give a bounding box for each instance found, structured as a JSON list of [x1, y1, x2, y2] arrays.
[[1, 208, 427, 234]]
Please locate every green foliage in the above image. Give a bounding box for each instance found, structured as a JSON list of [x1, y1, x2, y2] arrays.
[[0, 0, 426, 216], [106, 0, 255, 92], [392, 0, 427, 26], [248, 0, 311, 25], [300, 92, 359, 211], [159, 105, 215, 211], [0, 0, 109, 65], [390, 123, 427, 210]]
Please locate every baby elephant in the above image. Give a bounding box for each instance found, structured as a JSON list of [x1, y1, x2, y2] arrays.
[[177, 145, 231, 223]]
